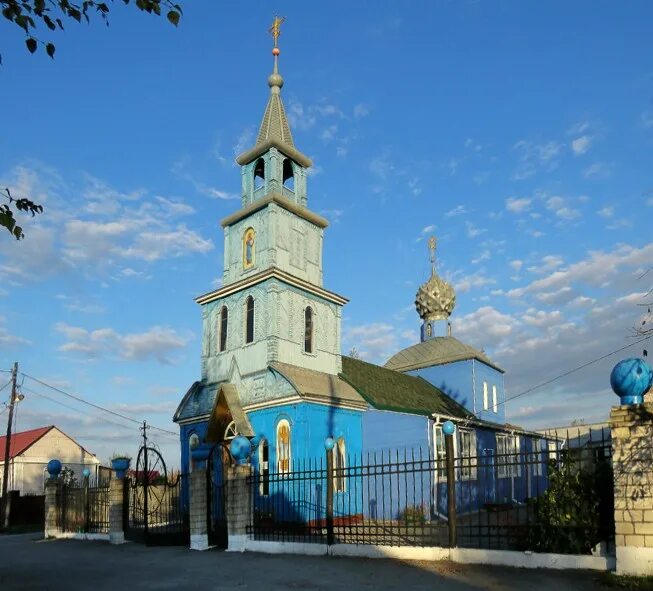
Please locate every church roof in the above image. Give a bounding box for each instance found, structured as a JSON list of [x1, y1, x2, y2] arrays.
[[235, 46, 312, 168], [339, 356, 470, 418], [384, 336, 504, 374], [270, 362, 367, 408]]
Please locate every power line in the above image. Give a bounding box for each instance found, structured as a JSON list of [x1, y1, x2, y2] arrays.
[[501, 334, 652, 409], [20, 372, 178, 437]]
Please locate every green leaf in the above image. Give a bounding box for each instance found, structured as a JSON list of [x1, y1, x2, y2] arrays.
[[166, 9, 179, 26], [25, 37, 37, 53], [46, 43, 55, 58]]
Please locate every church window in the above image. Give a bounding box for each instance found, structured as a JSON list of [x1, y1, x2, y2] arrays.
[[243, 228, 256, 269], [282, 158, 294, 192], [433, 425, 447, 479], [497, 434, 520, 478], [253, 158, 265, 190], [276, 419, 291, 474], [458, 430, 477, 480], [483, 382, 489, 411], [496, 435, 509, 478], [259, 439, 269, 496], [188, 433, 200, 473], [333, 437, 346, 492], [304, 306, 314, 353], [426, 323, 432, 338], [245, 296, 255, 343], [492, 385, 498, 413], [219, 306, 228, 352]]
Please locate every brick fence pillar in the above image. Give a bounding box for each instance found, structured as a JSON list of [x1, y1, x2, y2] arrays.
[[611, 403, 653, 575], [44, 478, 62, 538], [189, 467, 209, 550], [109, 476, 125, 544], [225, 464, 252, 552]]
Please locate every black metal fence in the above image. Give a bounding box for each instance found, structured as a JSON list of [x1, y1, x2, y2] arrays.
[[124, 474, 189, 546], [247, 429, 614, 555], [61, 484, 110, 534]]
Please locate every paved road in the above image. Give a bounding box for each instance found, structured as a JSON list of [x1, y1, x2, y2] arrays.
[[0, 533, 607, 590]]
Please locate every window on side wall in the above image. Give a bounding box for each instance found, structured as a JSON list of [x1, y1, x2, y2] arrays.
[[259, 439, 269, 496], [483, 381, 489, 411], [492, 385, 498, 413], [304, 306, 314, 353], [333, 438, 346, 492], [276, 420, 291, 474], [433, 425, 447, 478], [458, 430, 477, 480], [531, 439, 545, 477], [219, 306, 228, 352], [245, 296, 255, 344], [511, 435, 522, 478], [496, 434, 509, 478]]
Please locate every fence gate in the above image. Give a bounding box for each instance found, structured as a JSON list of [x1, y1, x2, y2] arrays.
[[207, 443, 228, 549], [61, 482, 110, 534], [123, 445, 189, 546]]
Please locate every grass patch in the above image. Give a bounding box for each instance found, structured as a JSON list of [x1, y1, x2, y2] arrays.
[[599, 572, 653, 589]]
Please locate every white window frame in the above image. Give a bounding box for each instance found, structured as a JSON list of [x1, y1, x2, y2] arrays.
[[492, 385, 498, 413], [531, 438, 546, 477], [458, 429, 477, 481], [433, 424, 447, 479], [483, 381, 489, 411], [276, 419, 291, 475], [511, 435, 522, 478], [496, 434, 509, 478], [333, 437, 346, 493]]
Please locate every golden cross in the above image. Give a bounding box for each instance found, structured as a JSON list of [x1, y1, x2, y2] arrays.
[[269, 16, 286, 48], [428, 235, 437, 264]]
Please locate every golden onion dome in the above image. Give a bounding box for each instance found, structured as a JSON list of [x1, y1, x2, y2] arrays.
[[415, 236, 456, 322]]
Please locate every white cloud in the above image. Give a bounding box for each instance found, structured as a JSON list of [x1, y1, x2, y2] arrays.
[[545, 196, 580, 220], [505, 197, 532, 213], [527, 255, 564, 275], [471, 250, 491, 265], [512, 140, 562, 179], [597, 206, 614, 218], [571, 135, 592, 155], [582, 161, 612, 179], [465, 221, 486, 238], [353, 103, 370, 119], [342, 322, 402, 363], [233, 127, 254, 154], [445, 205, 468, 217], [509, 260, 523, 273], [55, 322, 192, 364], [0, 316, 31, 348], [641, 111, 653, 129], [453, 271, 495, 294]]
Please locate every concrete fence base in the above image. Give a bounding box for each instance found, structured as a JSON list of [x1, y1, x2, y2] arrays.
[[237, 538, 614, 571]]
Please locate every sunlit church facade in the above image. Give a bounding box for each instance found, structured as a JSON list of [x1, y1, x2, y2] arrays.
[[173, 38, 545, 514]]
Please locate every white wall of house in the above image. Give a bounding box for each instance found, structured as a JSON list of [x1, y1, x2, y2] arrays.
[[0, 427, 100, 495]]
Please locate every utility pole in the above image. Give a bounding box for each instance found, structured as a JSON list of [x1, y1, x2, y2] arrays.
[[1, 362, 18, 530]]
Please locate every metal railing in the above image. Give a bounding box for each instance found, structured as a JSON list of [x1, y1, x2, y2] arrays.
[[61, 484, 110, 534], [246, 429, 614, 555]]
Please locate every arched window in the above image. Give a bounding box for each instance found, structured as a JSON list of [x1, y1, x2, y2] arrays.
[[304, 306, 314, 353], [253, 158, 265, 190], [224, 421, 238, 441], [259, 438, 269, 496], [282, 159, 294, 192], [219, 306, 228, 352], [188, 433, 200, 473], [333, 438, 346, 492], [243, 228, 255, 269], [245, 296, 255, 344], [276, 420, 291, 474]]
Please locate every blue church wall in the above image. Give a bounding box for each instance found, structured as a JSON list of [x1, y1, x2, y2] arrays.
[[472, 361, 506, 424], [407, 361, 475, 413], [362, 409, 430, 454]]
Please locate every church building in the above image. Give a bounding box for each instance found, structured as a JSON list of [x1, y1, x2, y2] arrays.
[[173, 31, 545, 516]]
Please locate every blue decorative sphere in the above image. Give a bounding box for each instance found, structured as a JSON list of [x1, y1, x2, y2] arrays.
[[442, 421, 456, 436], [610, 358, 653, 405], [230, 435, 252, 465], [47, 459, 62, 478], [324, 436, 335, 451], [82, 468, 91, 478]]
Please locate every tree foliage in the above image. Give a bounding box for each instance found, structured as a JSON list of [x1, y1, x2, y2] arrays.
[[1, 188, 43, 240], [1, 0, 182, 61], [527, 450, 614, 554]]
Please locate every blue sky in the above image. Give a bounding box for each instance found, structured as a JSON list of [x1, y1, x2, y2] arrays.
[[1, 1, 652, 466]]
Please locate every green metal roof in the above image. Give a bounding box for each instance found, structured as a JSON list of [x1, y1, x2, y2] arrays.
[[339, 356, 470, 418]]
